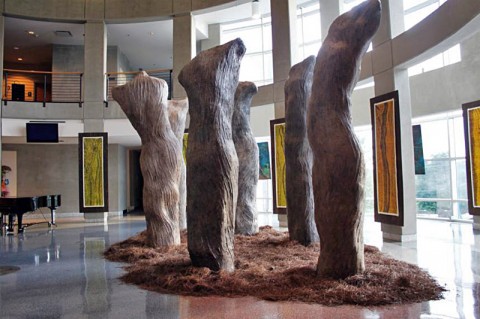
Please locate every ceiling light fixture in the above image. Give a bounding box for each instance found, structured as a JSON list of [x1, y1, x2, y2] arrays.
[[13, 46, 19, 50], [27, 30, 35, 35], [252, 0, 261, 19], [17, 58, 23, 61]]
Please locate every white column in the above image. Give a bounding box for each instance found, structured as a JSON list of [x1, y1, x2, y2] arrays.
[[372, 0, 416, 241]]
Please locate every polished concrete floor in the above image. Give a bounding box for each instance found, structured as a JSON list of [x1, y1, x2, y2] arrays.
[[0, 215, 479, 319]]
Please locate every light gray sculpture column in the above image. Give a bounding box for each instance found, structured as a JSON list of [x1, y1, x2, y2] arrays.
[[179, 39, 245, 272], [233, 81, 259, 235], [112, 72, 182, 248], [372, 0, 417, 241], [168, 99, 189, 230], [307, 0, 381, 279], [285, 56, 319, 246]]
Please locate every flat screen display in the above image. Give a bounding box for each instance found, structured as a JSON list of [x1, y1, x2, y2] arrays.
[[26, 123, 59, 143]]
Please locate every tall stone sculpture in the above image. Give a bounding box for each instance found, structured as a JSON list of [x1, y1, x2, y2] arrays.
[[307, 0, 381, 278], [233, 81, 259, 235], [168, 99, 189, 230], [112, 71, 182, 248], [284, 56, 319, 246], [178, 39, 245, 272]]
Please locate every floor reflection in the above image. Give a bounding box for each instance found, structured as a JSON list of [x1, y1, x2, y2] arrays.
[[0, 217, 479, 318]]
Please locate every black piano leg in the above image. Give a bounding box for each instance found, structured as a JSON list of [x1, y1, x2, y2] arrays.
[[7, 214, 14, 233], [49, 208, 56, 227], [17, 213, 24, 233]]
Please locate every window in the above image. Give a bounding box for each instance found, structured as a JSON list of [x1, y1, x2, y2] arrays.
[[221, 17, 273, 86], [408, 44, 461, 76], [413, 111, 469, 221], [296, 2, 321, 62], [404, 0, 447, 31], [354, 126, 375, 216]]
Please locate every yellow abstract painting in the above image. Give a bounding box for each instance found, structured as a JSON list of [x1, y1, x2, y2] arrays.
[[182, 133, 188, 164], [374, 99, 399, 216], [468, 107, 480, 207], [83, 137, 104, 207], [274, 123, 286, 208]]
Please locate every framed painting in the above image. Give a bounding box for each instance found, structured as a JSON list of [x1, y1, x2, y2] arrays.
[[79, 132, 109, 213], [257, 141, 271, 180], [370, 91, 404, 226], [270, 118, 286, 214], [412, 125, 425, 175], [463, 100, 480, 215], [183, 131, 188, 164]]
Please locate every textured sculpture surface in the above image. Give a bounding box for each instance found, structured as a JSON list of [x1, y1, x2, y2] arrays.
[[179, 39, 245, 272], [284, 56, 319, 246], [112, 71, 182, 247], [307, 0, 381, 278], [233, 81, 259, 235], [168, 99, 189, 230]]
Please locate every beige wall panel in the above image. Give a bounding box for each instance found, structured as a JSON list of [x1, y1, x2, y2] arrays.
[[173, 0, 192, 14], [5, 0, 85, 20], [86, 0, 105, 20], [252, 85, 274, 108], [191, 0, 235, 12], [105, 0, 172, 20]]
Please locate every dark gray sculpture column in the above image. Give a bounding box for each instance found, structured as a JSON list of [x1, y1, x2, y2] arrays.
[[307, 0, 381, 279], [233, 81, 259, 235], [168, 99, 189, 230], [178, 39, 245, 272], [284, 56, 319, 246], [112, 71, 182, 248]]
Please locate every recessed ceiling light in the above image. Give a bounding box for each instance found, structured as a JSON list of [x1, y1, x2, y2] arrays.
[[27, 31, 35, 35], [13, 46, 19, 50], [17, 58, 23, 61]]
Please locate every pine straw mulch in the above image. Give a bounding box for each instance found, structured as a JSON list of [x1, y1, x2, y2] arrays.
[[104, 226, 445, 306]]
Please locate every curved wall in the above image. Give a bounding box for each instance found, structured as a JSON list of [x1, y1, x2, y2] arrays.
[[2, 0, 480, 114]]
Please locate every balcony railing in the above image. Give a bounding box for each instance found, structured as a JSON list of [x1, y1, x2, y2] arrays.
[[2, 69, 83, 107], [105, 69, 173, 103]]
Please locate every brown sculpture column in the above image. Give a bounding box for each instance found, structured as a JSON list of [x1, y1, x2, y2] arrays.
[[112, 72, 182, 248], [168, 99, 189, 230], [307, 0, 381, 279], [284, 56, 319, 246], [233, 81, 259, 235], [179, 39, 245, 272]]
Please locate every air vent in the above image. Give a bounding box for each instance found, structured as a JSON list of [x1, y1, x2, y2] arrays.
[[54, 30, 72, 37]]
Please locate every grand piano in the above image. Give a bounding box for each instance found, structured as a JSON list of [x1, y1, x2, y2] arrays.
[[0, 194, 61, 233]]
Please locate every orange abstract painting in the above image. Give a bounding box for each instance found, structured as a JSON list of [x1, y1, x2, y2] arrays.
[[374, 99, 399, 216], [468, 107, 480, 207]]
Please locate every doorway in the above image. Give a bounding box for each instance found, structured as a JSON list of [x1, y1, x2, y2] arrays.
[[11, 84, 25, 101], [129, 150, 143, 213]]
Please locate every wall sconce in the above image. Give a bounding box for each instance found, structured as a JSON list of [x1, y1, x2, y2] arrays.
[[252, 0, 261, 19]]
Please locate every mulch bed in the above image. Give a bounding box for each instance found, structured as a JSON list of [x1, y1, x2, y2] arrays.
[[104, 226, 445, 306]]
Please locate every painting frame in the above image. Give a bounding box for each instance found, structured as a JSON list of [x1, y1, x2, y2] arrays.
[[79, 132, 109, 213], [462, 100, 480, 216], [270, 118, 286, 215], [370, 91, 404, 226]]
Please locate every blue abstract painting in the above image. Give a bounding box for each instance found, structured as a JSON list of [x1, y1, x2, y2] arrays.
[[257, 142, 271, 180]]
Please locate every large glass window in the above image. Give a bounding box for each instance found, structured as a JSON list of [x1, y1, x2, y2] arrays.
[[408, 44, 461, 77], [296, 2, 321, 63], [221, 17, 273, 86], [355, 126, 375, 216], [404, 0, 447, 31], [413, 111, 469, 221]]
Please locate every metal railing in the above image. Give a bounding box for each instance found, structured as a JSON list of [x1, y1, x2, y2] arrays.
[[2, 69, 83, 107], [105, 69, 173, 104]]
